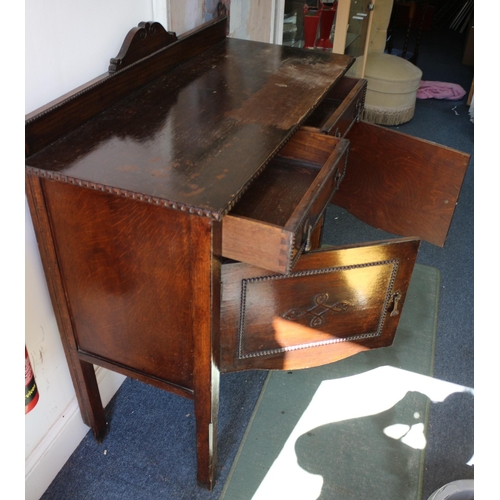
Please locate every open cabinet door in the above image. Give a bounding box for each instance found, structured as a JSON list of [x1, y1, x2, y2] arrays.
[[332, 121, 470, 247], [220, 238, 419, 373]]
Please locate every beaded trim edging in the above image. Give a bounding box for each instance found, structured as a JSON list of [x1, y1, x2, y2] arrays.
[[25, 128, 297, 222], [26, 167, 220, 220]]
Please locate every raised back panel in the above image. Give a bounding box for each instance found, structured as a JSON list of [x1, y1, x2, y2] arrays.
[[108, 21, 178, 73], [25, 17, 228, 156]]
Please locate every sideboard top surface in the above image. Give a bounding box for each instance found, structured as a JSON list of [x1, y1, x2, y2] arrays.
[[26, 35, 353, 219]]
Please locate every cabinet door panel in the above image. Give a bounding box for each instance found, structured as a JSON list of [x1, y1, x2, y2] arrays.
[[332, 121, 470, 247], [220, 238, 419, 372]]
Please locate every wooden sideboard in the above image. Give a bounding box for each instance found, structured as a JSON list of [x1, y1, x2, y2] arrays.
[[25, 17, 470, 489]]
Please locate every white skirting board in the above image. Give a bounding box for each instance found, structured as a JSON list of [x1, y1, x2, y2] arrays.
[[25, 368, 126, 500]]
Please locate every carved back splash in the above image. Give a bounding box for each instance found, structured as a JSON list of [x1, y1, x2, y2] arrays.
[[109, 21, 178, 73]]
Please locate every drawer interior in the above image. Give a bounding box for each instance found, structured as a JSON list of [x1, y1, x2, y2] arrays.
[[222, 130, 349, 274], [304, 77, 365, 133], [229, 156, 322, 227]]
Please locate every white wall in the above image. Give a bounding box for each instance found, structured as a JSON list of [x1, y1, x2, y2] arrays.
[[229, 0, 278, 43], [25, 2, 167, 499], [166, 0, 284, 43], [167, 0, 205, 34]]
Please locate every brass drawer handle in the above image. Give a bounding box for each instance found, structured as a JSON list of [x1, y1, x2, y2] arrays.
[[355, 100, 363, 122], [334, 167, 342, 183], [390, 291, 402, 317], [305, 224, 313, 252]]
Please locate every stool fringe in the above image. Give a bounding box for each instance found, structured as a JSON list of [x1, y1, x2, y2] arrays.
[[362, 105, 415, 126]]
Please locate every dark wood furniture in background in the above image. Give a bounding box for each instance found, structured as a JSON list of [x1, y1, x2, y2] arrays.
[[25, 17, 470, 489]]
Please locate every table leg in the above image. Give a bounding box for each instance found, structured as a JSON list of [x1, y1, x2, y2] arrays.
[[191, 218, 222, 489], [194, 368, 220, 489], [73, 359, 108, 441]]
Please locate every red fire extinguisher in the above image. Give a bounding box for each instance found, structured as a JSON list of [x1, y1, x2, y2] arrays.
[[25, 346, 39, 414]]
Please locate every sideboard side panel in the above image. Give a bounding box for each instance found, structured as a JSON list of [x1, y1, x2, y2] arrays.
[[41, 180, 199, 391]]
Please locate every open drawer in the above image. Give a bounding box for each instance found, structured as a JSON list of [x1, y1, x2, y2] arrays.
[[220, 237, 420, 373], [222, 130, 349, 274], [303, 77, 367, 137]]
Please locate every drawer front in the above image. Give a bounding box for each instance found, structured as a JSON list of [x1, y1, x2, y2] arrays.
[[304, 77, 366, 137], [287, 148, 348, 270], [222, 131, 349, 274], [220, 238, 419, 372]]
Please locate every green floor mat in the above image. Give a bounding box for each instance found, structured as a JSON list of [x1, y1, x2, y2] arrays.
[[220, 264, 440, 500]]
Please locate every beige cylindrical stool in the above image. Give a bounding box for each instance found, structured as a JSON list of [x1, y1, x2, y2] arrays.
[[347, 53, 423, 126]]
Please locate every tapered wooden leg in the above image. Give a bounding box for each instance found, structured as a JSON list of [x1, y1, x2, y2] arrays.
[[191, 217, 222, 489], [73, 360, 108, 442], [194, 368, 220, 489]]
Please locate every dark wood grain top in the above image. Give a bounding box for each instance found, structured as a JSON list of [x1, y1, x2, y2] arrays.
[[26, 35, 353, 220]]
